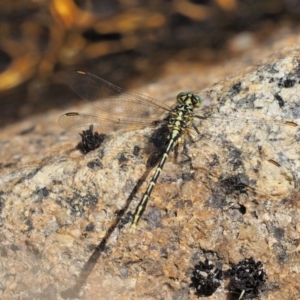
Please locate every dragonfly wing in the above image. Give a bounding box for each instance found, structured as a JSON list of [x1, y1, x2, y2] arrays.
[[58, 112, 167, 134], [192, 114, 299, 196], [67, 71, 171, 119], [195, 111, 298, 151]]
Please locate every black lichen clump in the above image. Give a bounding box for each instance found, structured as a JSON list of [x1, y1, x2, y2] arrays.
[[215, 174, 249, 196], [77, 125, 106, 154], [226, 257, 267, 299], [190, 259, 223, 296]]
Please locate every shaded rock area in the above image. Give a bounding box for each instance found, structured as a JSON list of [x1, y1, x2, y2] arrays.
[[1, 51, 300, 299]]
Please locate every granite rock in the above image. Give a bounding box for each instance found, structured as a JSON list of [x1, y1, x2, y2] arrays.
[[1, 51, 300, 299]]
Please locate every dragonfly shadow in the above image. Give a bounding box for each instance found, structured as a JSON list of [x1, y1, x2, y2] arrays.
[[146, 124, 169, 167], [60, 159, 156, 299]]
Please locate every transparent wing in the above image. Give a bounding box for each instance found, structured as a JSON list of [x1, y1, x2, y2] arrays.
[[192, 114, 299, 196], [194, 105, 298, 153], [67, 70, 172, 119], [58, 112, 167, 134]]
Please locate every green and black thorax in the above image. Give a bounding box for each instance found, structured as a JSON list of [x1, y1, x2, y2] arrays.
[[166, 92, 202, 142]]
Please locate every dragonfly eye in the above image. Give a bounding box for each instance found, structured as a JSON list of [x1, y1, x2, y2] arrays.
[[177, 92, 188, 103], [192, 94, 202, 108]]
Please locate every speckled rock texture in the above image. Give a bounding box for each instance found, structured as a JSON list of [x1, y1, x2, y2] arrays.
[[1, 51, 300, 299]]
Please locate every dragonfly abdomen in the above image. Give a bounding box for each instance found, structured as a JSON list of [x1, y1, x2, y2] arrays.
[[131, 93, 202, 229]]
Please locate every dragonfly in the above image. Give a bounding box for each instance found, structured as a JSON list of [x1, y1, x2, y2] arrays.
[[59, 70, 299, 230]]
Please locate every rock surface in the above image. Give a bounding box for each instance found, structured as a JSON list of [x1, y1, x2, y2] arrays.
[[1, 51, 300, 299]]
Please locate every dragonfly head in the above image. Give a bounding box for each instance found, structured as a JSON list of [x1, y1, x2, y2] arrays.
[[177, 92, 202, 108]]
